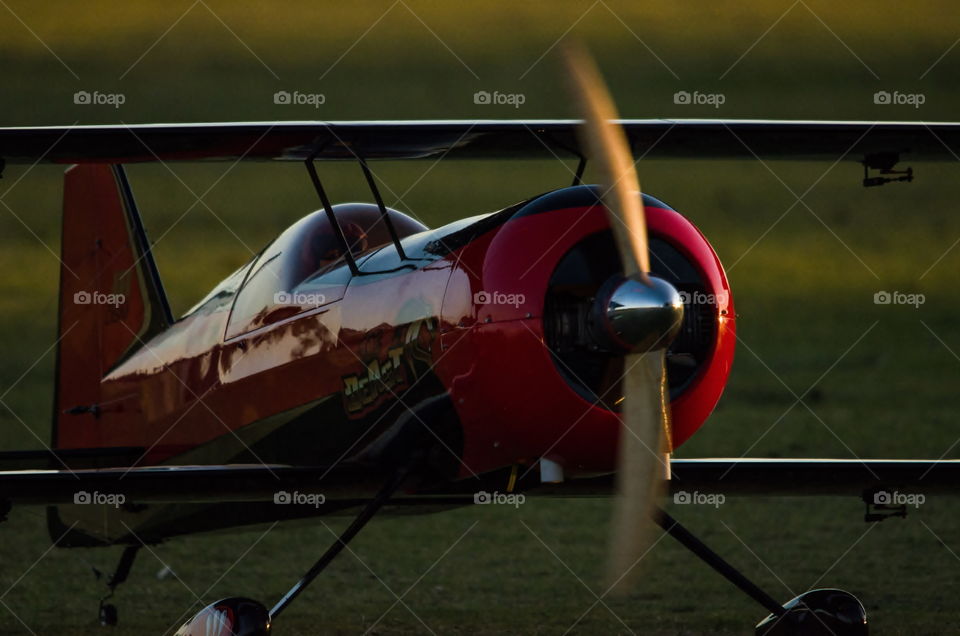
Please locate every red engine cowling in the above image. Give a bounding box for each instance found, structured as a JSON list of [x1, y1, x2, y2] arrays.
[[437, 186, 734, 477]]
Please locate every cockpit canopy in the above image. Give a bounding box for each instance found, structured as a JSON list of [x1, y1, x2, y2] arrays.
[[225, 203, 426, 337], [266, 203, 426, 290]]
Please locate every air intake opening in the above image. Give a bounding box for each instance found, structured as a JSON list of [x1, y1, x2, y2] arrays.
[[544, 230, 716, 409]]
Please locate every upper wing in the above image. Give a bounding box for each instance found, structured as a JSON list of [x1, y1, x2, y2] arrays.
[[1, 120, 959, 164]]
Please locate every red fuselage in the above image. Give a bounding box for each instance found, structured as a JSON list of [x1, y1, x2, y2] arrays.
[[75, 186, 733, 483]]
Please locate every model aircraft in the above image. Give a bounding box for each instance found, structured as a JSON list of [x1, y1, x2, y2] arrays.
[[1, 48, 959, 635]]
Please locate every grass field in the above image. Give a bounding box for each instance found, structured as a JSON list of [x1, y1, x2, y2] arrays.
[[2, 1, 960, 634]]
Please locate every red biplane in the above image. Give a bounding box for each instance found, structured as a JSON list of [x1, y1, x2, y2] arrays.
[[0, 51, 958, 635]]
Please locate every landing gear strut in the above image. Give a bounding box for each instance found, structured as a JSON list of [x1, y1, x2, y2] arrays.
[[97, 545, 139, 627], [655, 509, 868, 635], [174, 464, 413, 635], [269, 465, 412, 619]]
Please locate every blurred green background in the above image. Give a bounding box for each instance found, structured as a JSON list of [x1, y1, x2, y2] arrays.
[[2, 1, 960, 633]]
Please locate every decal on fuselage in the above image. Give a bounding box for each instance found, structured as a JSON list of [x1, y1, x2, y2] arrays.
[[342, 318, 435, 417]]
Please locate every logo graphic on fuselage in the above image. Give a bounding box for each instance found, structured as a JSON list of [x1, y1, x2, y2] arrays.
[[342, 318, 435, 416]]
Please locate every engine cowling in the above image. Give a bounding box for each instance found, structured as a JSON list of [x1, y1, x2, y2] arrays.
[[438, 185, 735, 477], [543, 192, 735, 448]]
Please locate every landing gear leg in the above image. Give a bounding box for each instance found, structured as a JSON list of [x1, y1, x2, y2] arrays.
[[269, 465, 412, 619], [98, 545, 139, 627], [655, 508, 867, 635], [173, 464, 414, 635]]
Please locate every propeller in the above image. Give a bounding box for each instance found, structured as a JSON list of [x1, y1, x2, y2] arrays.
[[562, 42, 684, 594]]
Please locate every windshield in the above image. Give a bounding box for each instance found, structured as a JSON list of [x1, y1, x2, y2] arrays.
[[226, 204, 426, 337]]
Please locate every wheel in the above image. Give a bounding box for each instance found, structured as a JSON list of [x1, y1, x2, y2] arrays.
[[99, 603, 118, 627], [756, 589, 867, 635]]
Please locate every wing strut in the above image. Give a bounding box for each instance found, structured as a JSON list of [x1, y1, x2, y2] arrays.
[[572, 154, 587, 186], [304, 156, 361, 276], [359, 158, 408, 261], [305, 151, 420, 275]]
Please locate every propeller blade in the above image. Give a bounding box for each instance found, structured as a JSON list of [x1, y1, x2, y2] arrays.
[[607, 350, 671, 593], [562, 41, 651, 283], [562, 41, 677, 594]]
